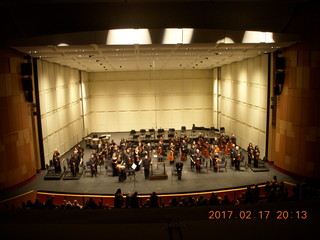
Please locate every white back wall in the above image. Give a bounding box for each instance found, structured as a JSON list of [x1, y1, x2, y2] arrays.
[[214, 55, 268, 157], [88, 70, 213, 132], [37, 59, 84, 164]]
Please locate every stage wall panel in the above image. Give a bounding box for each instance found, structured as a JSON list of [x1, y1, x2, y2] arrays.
[[87, 70, 213, 132]]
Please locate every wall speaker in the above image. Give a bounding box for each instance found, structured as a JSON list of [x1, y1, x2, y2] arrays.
[[275, 57, 285, 70], [25, 91, 33, 102], [21, 63, 32, 75], [22, 77, 33, 91], [274, 85, 282, 95], [275, 71, 285, 85]]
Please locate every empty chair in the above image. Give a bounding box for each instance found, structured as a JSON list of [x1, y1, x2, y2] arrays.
[[169, 128, 175, 132], [218, 160, 227, 172], [181, 126, 186, 132], [220, 127, 225, 133], [140, 129, 146, 135], [130, 130, 136, 135], [168, 133, 174, 138]]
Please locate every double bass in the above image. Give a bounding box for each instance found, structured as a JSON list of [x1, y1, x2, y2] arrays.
[[168, 148, 175, 163]]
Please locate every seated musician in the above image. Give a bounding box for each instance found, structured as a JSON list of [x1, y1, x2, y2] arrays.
[[230, 134, 237, 144]]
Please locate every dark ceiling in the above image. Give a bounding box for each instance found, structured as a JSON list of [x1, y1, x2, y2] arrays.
[[1, 0, 319, 44]]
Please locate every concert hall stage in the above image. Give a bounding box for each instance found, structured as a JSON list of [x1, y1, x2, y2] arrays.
[[1, 131, 299, 200]]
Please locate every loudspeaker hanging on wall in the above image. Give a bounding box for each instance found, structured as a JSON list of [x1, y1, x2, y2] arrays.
[[22, 77, 33, 91], [275, 71, 285, 85], [275, 57, 285, 70], [21, 62, 32, 76], [25, 91, 33, 102], [274, 85, 282, 95]]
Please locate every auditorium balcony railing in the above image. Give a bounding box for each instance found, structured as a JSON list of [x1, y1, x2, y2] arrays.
[[0, 182, 297, 209]]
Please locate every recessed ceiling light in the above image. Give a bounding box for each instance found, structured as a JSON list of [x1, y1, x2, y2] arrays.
[[57, 43, 69, 47]]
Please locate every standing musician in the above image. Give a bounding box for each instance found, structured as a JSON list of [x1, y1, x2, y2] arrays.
[[194, 148, 203, 173], [233, 147, 244, 171], [76, 144, 84, 159], [167, 143, 175, 165], [247, 143, 254, 154], [133, 146, 142, 171], [157, 146, 164, 162], [248, 149, 255, 167], [219, 132, 227, 151], [70, 153, 78, 177], [52, 149, 61, 173], [124, 148, 134, 176], [212, 151, 219, 172], [117, 158, 126, 182], [144, 142, 153, 158], [189, 144, 197, 169], [111, 152, 119, 176], [180, 139, 188, 161], [231, 145, 241, 167]]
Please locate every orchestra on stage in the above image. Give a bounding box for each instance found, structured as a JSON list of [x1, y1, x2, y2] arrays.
[[50, 129, 265, 181]]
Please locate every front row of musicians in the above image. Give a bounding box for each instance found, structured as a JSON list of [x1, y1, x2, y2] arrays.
[[51, 135, 262, 180]]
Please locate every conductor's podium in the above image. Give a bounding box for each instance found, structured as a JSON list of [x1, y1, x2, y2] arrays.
[[149, 162, 168, 180]]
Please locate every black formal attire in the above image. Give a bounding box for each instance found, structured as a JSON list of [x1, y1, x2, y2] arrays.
[[142, 157, 151, 179], [176, 161, 183, 180], [195, 152, 203, 172]]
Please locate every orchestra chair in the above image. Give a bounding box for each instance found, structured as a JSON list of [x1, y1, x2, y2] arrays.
[[130, 130, 136, 135], [83, 162, 92, 177], [258, 158, 266, 168], [46, 160, 55, 175], [201, 160, 209, 173], [240, 159, 248, 171], [218, 161, 227, 172], [168, 133, 174, 139], [169, 128, 175, 133], [62, 158, 71, 175], [220, 127, 225, 133]]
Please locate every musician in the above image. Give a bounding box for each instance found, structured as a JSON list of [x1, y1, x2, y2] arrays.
[[230, 134, 237, 144], [180, 139, 188, 161], [134, 147, 142, 171], [248, 149, 255, 167], [157, 146, 164, 162], [70, 154, 77, 177], [168, 143, 175, 165], [254, 152, 260, 168], [254, 145, 260, 156], [144, 142, 153, 157], [90, 161, 97, 177], [212, 137, 219, 146], [212, 151, 220, 172], [175, 160, 184, 180], [235, 151, 244, 171], [194, 148, 203, 173], [76, 144, 84, 158], [111, 152, 119, 176], [231, 145, 241, 168], [52, 149, 61, 173], [189, 145, 197, 169], [120, 138, 126, 151], [247, 143, 254, 154], [142, 155, 151, 180]]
